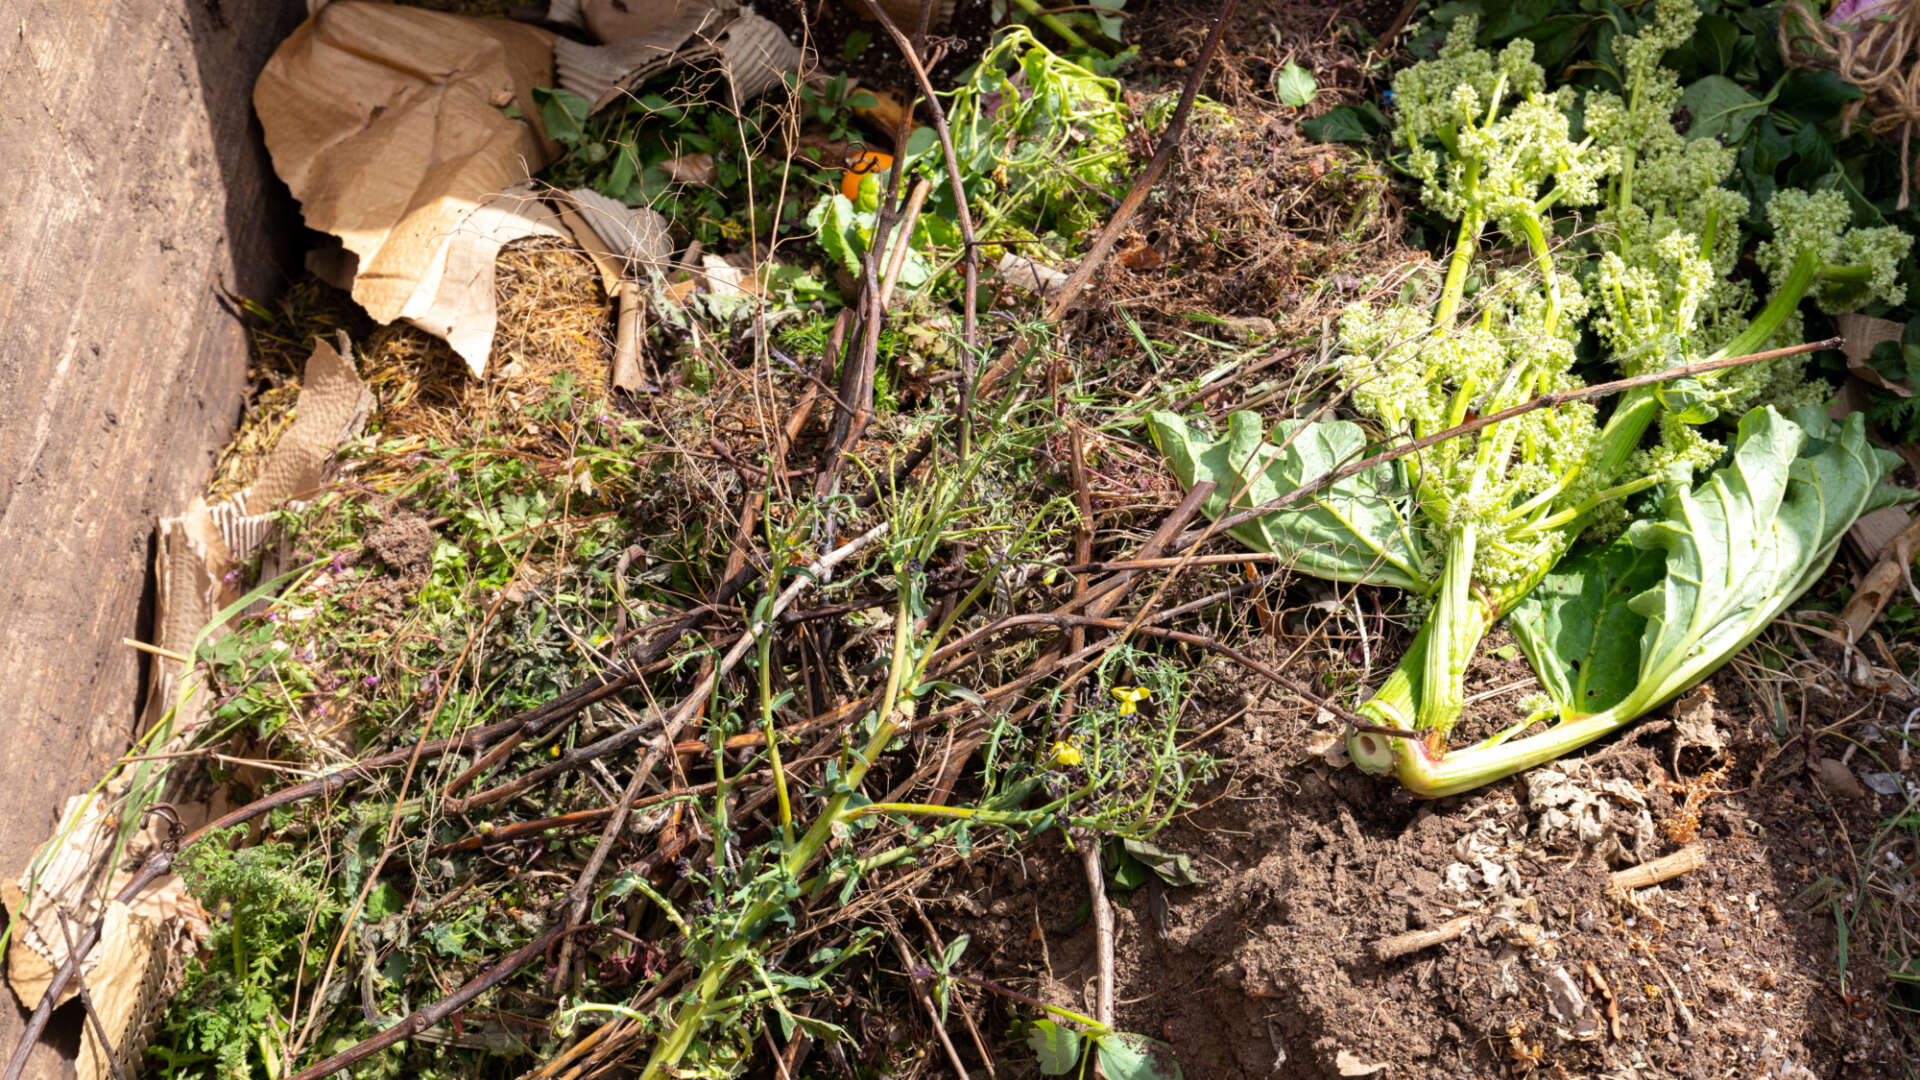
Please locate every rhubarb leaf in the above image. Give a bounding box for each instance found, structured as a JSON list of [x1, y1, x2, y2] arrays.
[[1507, 540, 1665, 716], [1510, 407, 1911, 721], [1146, 411, 1432, 591]]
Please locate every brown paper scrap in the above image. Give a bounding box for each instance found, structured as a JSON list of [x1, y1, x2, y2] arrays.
[[398, 186, 568, 375], [582, 0, 726, 47], [566, 188, 672, 272], [557, 12, 799, 112], [255, 2, 560, 373]]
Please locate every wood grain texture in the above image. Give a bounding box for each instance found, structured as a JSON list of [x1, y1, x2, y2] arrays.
[[0, 0, 302, 1072]]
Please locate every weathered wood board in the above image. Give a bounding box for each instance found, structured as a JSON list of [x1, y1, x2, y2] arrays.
[[0, 0, 303, 1071]]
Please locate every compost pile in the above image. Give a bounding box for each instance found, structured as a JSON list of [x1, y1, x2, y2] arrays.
[[7, 1, 1920, 1079]]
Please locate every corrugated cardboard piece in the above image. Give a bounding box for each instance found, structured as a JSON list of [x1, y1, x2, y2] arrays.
[[255, 3, 562, 375], [5, 338, 371, 1080]]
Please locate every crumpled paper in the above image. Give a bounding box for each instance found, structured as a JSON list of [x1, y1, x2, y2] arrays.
[[255, 2, 561, 375], [5, 338, 371, 1080]]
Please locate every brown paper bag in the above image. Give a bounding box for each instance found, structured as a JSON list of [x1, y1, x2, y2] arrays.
[[255, 3, 561, 374]]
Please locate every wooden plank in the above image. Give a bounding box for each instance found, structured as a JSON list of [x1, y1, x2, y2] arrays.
[[0, 1, 303, 1072]]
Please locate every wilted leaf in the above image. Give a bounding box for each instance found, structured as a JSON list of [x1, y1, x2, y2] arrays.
[[1120, 837, 1204, 887]]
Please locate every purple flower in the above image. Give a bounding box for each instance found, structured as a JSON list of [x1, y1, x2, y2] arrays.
[[364, 674, 380, 688], [1829, 0, 1886, 28]]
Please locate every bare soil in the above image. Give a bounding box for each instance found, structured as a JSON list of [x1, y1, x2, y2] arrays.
[[929, 648, 1914, 1079]]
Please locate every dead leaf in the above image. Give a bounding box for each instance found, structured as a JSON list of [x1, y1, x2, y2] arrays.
[[1812, 757, 1869, 800], [662, 152, 719, 186], [1670, 686, 1724, 759], [851, 86, 911, 134], [1303, 729, 1351, 769], [997, 251, 1067, 295], [1117, 241, 1162, 270], [1837, 313, 1912, 397], [1838, 513, 1920, 648]]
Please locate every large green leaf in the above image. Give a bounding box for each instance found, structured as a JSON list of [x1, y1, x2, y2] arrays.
[[1678, 74, 1765, 144], [1146, 411, 1432, 591], [1510, 407, 1910, 720], [1507, 540, 1665, 715]]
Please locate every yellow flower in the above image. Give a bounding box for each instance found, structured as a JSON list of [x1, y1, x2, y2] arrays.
[[1111, 686, 1151, 716], [1050, 741, 1083, 767], [549, 744, 563, 759]]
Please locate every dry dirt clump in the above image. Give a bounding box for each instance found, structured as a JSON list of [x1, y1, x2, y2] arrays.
[[364, 511, 436, 577]]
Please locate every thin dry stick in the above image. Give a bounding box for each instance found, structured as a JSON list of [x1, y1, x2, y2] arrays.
[[1372, 914, 1475, 962], [890, 926, 972, 1080], [1081, 838, 1116, 1038], [908, 896, 997, 1077], [5, 847, 176, 1080], [878, 177, 933, 309], [285, 923, 568, 1080], [55, 913, 130, 1080], [855, 0, 980, 444], [1608, 845, 1705, 891]]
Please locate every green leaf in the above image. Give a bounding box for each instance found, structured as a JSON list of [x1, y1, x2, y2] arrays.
[[1119, 837, 1204, 887], [1695, 13, 1740, 75], [841, 31, 873, 62], [1511, 408, 1912, 721], [1300, 104, 1380, 143], [364, 882, 403, 920], [1146, 411, 1431, 591], [1274, 61, 1317, 107], [1094, 1031, 1184, 1080], [1508, 538, 1665, 715], [805, 193, 864, 276], [1027, 1018, 1083, 1075], [1776, 68, 1865, 120], [531, 87, 591, 149], [1107, 847, 1151, 891], [1678, 75, 1763, 144]]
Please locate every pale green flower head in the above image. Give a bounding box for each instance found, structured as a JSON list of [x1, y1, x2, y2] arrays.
[[1758, 189, 1913, 311]]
